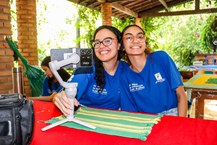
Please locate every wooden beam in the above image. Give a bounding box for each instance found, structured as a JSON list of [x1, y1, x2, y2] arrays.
[[135, 18, 142, 27], [140, 8, 217, 18], [98, 0, 132, 2], [139, 0, 192, 15], [195, 0, 200, 10], [158, 0, 169, 11], [106, 0, 134, 2], [112, 3, 138, 18], [98, 0, 106, 2]]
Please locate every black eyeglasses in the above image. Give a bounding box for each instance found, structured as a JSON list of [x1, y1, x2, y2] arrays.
[[92, 37, 116, 49]]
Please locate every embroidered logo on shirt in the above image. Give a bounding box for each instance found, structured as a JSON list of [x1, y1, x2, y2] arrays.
[[129, 83, 145, 92], [154, 73, 165, 84], [92, 85, 107, 95]]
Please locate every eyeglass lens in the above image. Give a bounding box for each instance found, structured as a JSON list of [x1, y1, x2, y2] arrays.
[[92, 37, 113, 49], [125, 33, 145, 42]]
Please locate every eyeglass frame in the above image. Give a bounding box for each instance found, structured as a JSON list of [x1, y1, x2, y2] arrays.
[[92, 37, 116, 49], [123, 32, 145, 43]]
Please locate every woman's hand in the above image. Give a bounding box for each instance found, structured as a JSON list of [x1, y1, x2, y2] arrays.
[[53, 91, 79, 116]]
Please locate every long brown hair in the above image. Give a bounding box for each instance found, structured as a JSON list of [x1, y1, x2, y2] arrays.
[[41, 56, 70, 90], [92, 25, 123, 93]]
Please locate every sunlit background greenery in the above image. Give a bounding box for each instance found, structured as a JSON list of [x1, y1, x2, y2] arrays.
[[10, 0, 217, 70]]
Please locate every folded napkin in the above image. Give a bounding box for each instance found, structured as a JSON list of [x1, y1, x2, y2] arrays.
[[46, 106, 162, 140]]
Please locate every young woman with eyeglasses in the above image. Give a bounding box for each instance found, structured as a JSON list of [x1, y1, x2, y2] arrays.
[[120, 25, 188, 117], [53, 25, 128, 116]]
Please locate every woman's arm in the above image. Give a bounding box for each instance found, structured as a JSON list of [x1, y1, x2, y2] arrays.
[[176, 86, 188, 117]]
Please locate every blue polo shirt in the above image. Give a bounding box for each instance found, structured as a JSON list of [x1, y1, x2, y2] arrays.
[[42, 77, 62, 96], [68, 61, 129, 110], [120, 51, 183, 113]]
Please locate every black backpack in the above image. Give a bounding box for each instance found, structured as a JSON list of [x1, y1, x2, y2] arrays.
[[0, 93, 34, 145]]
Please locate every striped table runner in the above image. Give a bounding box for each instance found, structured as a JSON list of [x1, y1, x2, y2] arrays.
[[46, 106, 162, 140]]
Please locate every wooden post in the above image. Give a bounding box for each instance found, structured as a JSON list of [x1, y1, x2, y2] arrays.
[[16, 0, 38, 97], [135, 18, 142, 27], [101, 3, 112, 26]]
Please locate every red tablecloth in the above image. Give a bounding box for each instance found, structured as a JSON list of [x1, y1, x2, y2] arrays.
[[30, 100, 217, 145]]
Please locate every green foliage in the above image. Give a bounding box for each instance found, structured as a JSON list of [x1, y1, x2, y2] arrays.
[[36, 0, 79, 62], [140, 17, 167, 51], [10, 0, 217, 70], [200, 15, 217, 52], [112, 17, 135, 31], [10, 0, 17, 41], [141, 14, 212, 69], [74, 5, 100, 48], [75, 8, 136, 48], [168, 15, 204, 67]]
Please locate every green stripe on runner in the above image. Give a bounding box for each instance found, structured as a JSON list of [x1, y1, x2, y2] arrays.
[[76, 114, 155, 127], [78, 107, 161, 120], [77, 117, 152, 132], [78, 108, 160, 123]]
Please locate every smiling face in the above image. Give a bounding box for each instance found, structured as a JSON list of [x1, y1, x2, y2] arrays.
[[93, 28, 119, 63], [122, 26, 146, 56]]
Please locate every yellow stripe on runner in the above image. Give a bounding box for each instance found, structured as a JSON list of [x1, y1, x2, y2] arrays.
[[78, 107, 160, 123], [78, 111, 158, 124], [77, 117, 152, 130]]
